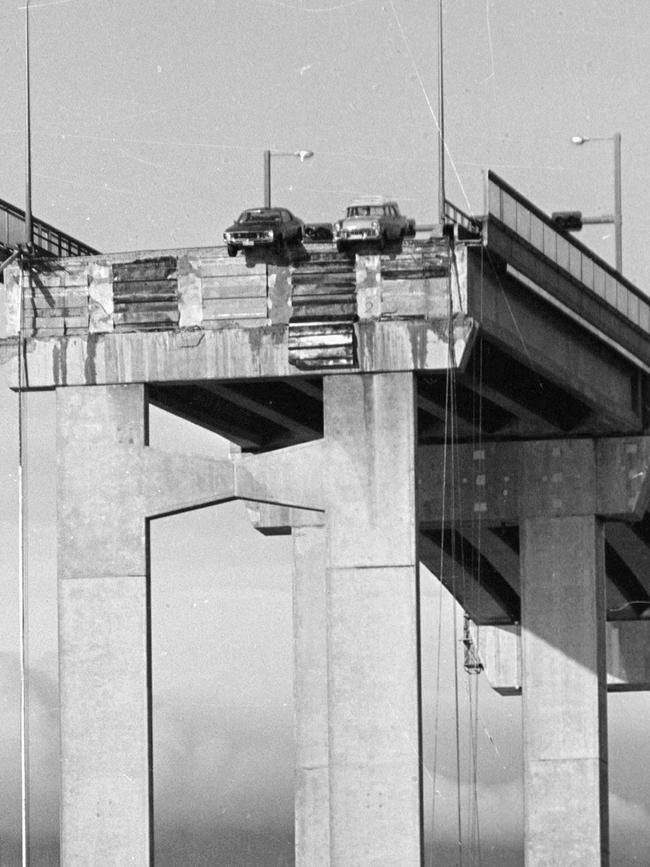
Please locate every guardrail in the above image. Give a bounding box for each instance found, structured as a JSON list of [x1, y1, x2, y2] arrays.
[[0, 195, 99, 258], [487, 171, 650, 332]]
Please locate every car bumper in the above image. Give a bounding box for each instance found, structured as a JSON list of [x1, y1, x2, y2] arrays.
[[224, 234, 275, 247], [334, 228, 381, 241]]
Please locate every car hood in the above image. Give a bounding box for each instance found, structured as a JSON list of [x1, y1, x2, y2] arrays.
[[225, 220, 281, 233]]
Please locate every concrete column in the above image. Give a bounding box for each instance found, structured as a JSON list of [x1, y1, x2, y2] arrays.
[[521, 514, 608, 866], [293, 522, 330, 866], [57, 385, 151, 865], [323, 373, 422, 866]]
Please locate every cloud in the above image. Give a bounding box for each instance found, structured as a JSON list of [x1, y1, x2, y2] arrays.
[[423, 774, 523, 846], [0, 652, 60, 861], [153, 688, 294, 836]]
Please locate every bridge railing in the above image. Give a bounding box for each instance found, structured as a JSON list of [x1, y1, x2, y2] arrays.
[[0, 195, 99, 258], [487, 171, 650, 333]]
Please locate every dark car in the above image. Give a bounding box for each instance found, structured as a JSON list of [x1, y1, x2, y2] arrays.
[[223, 207, 304, 257], [303, 222, 334, 242]]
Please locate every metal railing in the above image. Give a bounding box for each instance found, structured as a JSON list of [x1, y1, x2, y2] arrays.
[[487, 171, 650, 332], [0, 195, 99, 258], [444, 200, 481, 236]]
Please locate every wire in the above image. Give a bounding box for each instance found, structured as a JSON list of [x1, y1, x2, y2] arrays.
[[18, 259, 30, 867], [387, 0, 474, 216], [20, 3, 32, 863]]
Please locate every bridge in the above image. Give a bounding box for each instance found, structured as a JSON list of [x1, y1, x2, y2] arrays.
[[2, 171, 649, 864]]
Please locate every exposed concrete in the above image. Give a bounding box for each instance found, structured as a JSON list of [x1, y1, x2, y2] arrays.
[[2, 317, 474, 388], [521, 515, 608, 866], [323, 373, 422, 865], [467, 244, 643, 429], [293, 523, 330, 866], [418, 437, 650, 526], [57, 385, 152, 864], [472, 620, 650, 694], [56, 384, 325, 862]]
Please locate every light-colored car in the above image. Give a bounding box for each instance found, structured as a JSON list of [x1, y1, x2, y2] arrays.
[[333, 196, 416, 252]]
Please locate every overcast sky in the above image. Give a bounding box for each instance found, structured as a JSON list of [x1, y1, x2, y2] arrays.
[[2, 0, 650, 863]]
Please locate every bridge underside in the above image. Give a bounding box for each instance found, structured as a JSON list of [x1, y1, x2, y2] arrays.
[[144, 241, 650, 628]]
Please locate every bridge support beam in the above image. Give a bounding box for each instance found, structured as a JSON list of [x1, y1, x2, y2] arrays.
[[56, 385, 325, 864], [323, 373, 422, 865], [418, 437, 650, 865], [57, 384, 152, 865], [292, 520, 330, 866], [521, 514, 608, 866]]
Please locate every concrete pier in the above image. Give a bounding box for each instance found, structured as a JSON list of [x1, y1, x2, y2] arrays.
[[521, 515, 608, 865], [57, 385, 152, 864], [293, 522, 330, 866], [324, 373, 422, 865]]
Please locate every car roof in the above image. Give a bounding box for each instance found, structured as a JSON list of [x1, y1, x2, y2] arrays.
[[347, 195, 396, 207], [242, 207, 283, 214]]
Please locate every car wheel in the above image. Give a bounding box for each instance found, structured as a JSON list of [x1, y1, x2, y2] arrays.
[[336, 241, 347, 254], [227, 244, 238, 258]]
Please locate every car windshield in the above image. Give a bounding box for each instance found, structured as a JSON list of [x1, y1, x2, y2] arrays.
[[238, 209, 281, 223], [347, 205, 386, 217]]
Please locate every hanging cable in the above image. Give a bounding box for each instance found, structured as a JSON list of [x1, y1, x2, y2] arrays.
[[18, 258, 30, 867], [437, 0, 446, 223], [20, 1, 33, 862]]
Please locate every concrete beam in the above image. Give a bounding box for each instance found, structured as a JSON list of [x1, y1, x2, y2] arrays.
[[235, 440, 323, 513], [293, 524, 330, 866], [467, 246, 643, 430], [418, 437, 650, 525], [472, 620, 650, 694], [1, 318, 475, 388]]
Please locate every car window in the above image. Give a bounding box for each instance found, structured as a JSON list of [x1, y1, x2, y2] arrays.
[[243, 210, 280, 222]]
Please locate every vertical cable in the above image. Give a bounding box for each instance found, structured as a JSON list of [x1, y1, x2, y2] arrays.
[[20, 1, 33, 861], [437, 0, 446, 223], [18, 264, 30, 867], [24, 0, 33, 250]]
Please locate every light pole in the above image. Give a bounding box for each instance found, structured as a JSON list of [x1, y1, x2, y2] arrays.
[[263, 149, 314, 207], [571, 133, 622, 271]]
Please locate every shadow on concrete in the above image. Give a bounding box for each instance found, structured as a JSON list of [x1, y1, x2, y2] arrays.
[[336, 238, 409, 258], [237, 241, 311, 268]]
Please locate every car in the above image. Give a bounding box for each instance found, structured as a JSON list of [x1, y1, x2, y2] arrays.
[[223, 207, 304, 256], [333, 196, 416, 252], [303, 222, 334, 242]]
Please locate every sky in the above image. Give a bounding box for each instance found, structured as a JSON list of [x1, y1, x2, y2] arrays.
[[2, 0, 650, 863]]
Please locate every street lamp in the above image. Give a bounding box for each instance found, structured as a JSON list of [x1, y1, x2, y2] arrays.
[[571, 132, 622, 272], [263, 149, 314, 208]]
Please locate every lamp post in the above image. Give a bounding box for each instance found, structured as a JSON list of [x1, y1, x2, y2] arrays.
[[263, 149, 314, 207], [571, 133, 622, 271]]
